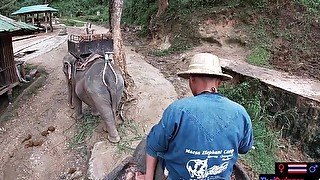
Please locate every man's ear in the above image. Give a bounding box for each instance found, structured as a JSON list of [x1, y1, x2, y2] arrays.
[[189, 76, 196, 83], [217, 79, 222, 86]]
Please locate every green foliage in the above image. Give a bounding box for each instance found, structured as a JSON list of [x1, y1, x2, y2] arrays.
[[69, 114, 101, 149], [0, 0, 43, 16], [220, 80, 299, 175], [247, 46, 271, 67], [152, 41, 192, 57], [117, 119, 144, 154], [60, 19, 85, 27], [219, 80, 279, 174], [168, 0, 269, 10], [298, 0, 320, 14], [52, 0, 108, 17], [122, 0, 157, 35]]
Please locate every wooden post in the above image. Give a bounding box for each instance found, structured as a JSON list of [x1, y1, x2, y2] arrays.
[[49, 12, 53, 32], [31, 13, 35, 25], [7, 88, 13, 103]]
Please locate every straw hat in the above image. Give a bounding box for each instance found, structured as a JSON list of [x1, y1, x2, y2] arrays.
[[177, 53, 233, 81]]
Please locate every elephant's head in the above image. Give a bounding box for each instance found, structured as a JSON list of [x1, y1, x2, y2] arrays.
[[63, 53, 77, 108], [63, 54, 76, 81]]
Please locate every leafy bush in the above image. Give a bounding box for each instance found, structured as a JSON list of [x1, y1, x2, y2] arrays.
[[247, 46, 271, 67], [220, 80, 279, 174], [122, 0, 157, 35]]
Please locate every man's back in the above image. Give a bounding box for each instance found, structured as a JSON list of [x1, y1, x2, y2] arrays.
[[146, 93, 253, 179]]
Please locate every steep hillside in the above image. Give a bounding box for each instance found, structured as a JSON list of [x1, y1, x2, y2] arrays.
[[148, 0, 319, 80]]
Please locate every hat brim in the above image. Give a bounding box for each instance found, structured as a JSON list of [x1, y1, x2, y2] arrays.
[[177, 70, 233, 81]]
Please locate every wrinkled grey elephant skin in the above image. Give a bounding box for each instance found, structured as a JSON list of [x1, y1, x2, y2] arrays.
[[105, 138, 250, 180], [104, 138, 165, 180], [63, 53, 124, 143]]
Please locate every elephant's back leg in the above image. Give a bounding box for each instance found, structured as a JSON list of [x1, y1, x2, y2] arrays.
[[76, 78, 95, 107], [89, 93, 120, 143]]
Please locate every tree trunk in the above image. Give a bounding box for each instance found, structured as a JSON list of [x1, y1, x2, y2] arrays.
[[149, 0, 169, 47], [156, 0, 169, 17], [108, 0, 114, 32], [111, 0, 134, 96]]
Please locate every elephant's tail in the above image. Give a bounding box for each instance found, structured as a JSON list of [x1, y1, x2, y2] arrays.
[[102, 59, 119, 121]]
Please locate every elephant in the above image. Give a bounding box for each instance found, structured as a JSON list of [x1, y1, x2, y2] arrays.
[[105, 138, 250, 180], [104, 138, 166, 180], [63, 52, 124, 143]]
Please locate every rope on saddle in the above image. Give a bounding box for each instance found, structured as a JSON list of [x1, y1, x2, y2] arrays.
[[76, 53, 103, 71]]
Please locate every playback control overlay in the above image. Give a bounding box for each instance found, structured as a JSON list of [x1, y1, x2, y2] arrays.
[[259, 162, 320, 180]]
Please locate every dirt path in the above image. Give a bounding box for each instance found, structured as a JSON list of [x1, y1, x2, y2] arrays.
[[125, 46, 177, 132], [0, 41, 83, 179], [0, 25, 177, 180]]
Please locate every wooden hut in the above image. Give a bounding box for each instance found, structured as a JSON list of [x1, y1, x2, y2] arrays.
[[12, 4, 58, 32], [0, 15, 37, 97]]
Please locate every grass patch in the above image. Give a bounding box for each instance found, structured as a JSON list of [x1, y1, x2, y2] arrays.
[[60, 19, 85, 27], [247, 46, 271, 67], [220, 80, 279, 174], [152, 43, 192, 57], [69, 114, 101, 149], [117, 119, 144, 154], [68, 114, 144, 153]]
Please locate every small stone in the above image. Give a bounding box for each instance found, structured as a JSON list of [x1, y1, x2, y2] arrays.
[[41, 131, 49, 137], [28, 69, 38, 78], [0, 127, 6, 133], [68, 167, 77, 174], [69, 170, 83, 180], [25, 140, 33, 148], [22, 134, 32, 143], [9, 152, 14, 158], [59, 173, 68, 179], [48, 126, 56, 132], [33, 140, 44, 146]]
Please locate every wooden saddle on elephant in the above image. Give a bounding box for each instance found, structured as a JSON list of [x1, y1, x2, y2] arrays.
[[74, 53, 104, 71], [67, 33, 114, 71]]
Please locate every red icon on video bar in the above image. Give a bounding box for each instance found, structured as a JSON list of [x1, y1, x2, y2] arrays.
[[278, 164, 285, 173]]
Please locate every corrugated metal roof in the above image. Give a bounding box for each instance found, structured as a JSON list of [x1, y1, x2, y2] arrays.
[[12, 4, 58, 15], [0, 14, 38, 33]]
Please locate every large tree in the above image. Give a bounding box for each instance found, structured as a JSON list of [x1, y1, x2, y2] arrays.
[[156, 0, 169, 17], [110, 0, 133, 96]]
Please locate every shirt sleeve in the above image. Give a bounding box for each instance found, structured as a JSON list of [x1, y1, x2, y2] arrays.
[[146, 104, 182, 157], [238, 110, 254, 154]]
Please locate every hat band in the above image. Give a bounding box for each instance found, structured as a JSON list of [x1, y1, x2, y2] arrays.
[[188, 65, 223, 74]]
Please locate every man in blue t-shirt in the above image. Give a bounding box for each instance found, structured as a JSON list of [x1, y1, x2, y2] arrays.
[[136, 53, 254, 180]]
